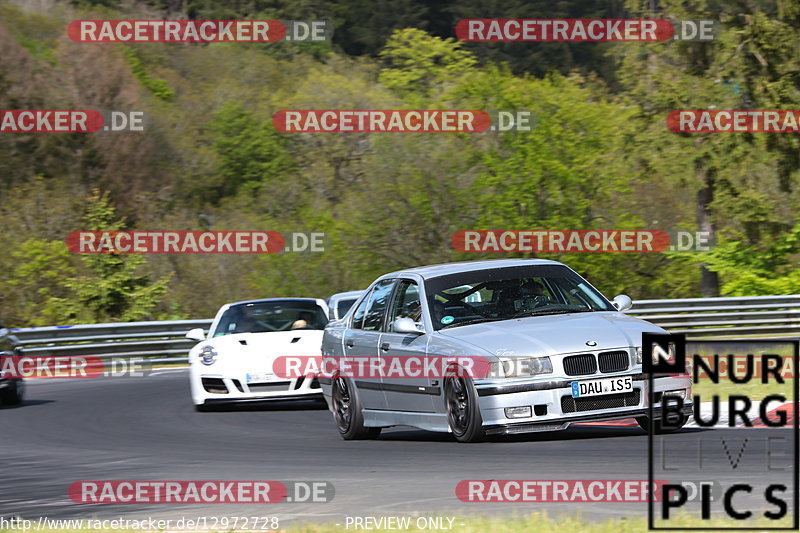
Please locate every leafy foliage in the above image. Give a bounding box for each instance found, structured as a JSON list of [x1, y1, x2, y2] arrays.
[[1, 0, 800, 327]]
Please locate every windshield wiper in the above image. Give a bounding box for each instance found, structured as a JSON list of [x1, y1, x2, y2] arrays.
[[512, 308, 593, 319], [440, 316, 505, 329]]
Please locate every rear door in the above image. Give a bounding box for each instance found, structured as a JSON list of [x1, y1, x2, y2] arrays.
[[343, 279, 395, 410], [379, 279, 436, 413]]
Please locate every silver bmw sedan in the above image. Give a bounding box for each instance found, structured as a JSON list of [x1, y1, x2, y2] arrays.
[[319, 259, 693, 442]]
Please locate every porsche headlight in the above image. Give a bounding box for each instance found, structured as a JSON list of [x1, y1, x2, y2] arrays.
[[199, 345, 217, 366], [497, 357, 553, 378]]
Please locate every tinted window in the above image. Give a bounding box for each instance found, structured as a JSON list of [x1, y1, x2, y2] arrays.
[[351, 291, 372, 329], [213, 300, 328, 336], [387, 280, 422, 331], [362, 279, 395, 331]]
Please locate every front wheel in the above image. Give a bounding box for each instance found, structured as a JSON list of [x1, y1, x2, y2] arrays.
[[0, 379, 24, 406], [636, 415, 686, 434], [332, 375, 381, 440], [444, 374, 485, 443]]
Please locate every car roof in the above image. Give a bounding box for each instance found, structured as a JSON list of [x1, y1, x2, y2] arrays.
[[328, 290, 365, 301], [379, 258, 565, 280], [227, 298, 323, 307]]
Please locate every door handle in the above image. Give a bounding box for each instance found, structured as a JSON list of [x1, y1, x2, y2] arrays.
[[346, 340, 354, 348], [380, 342, 390, 351]]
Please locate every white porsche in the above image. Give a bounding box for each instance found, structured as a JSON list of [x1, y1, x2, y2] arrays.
[[187, 298, 328, 411]]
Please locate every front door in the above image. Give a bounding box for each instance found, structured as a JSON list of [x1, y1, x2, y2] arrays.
[[380, 279, 435, 413]]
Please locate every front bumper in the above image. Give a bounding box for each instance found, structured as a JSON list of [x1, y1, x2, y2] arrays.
[[484, 404, 694, 435], [192, 373, 323, 405], [475, 372, 692, 433]]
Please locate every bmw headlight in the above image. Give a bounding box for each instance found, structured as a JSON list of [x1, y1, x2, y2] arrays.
[[635, 346, 643, 365], [496, 357, 553, 378], [199, 345, 217, 366]]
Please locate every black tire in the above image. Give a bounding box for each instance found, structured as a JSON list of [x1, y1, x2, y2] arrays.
[[331, 375, 381, 440], [444, 374, 485, 443], [636, 415, 686, 434], [0, 379, 24, 406]]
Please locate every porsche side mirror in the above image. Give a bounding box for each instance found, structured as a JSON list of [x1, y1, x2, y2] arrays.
[[185, 328, 206, 341]]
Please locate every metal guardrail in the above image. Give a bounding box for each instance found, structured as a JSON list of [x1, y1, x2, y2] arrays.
[[9, 295, 800, 364], [629, 295, 800, 338], [11, 319, 213, 364]]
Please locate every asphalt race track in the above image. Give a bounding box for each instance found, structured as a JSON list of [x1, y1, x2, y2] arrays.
[[0, 371, 793, 527]]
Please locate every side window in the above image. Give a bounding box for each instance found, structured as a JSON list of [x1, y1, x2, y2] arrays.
[[387, 280, 421, 331], [362, 279, 395, 331], [351, 290, 373, 330]]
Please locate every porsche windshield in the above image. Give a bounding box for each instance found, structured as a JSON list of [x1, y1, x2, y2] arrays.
[[213, 301, 328, 336], [425, 265, 615, 330]]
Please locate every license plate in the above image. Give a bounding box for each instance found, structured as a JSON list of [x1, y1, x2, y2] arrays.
[[571, 376, 633, 398], [246, 372, 274, 383]]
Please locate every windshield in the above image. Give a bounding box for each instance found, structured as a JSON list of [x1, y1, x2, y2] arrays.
[[336, 298, 358, 319], [212, 300, 328, 336], [425, 265, 615, 330]]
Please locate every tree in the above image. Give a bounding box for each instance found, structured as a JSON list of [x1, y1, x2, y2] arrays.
[[207, 102, 296, 200], [379, 28, 476, 101], [698, 222, 800, 295], [615, 0, 800, 296], [66, 190, 171, 322]]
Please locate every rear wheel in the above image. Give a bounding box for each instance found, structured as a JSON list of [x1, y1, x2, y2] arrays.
[[444, 374, 485, 443], [332, 375, 381, 440], [0, 379, 24, 406]]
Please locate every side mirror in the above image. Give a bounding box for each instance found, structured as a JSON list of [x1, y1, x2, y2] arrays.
[[185, 328, 206, 341], [612, 294, 633, 312], [393, 317, 424, 335]]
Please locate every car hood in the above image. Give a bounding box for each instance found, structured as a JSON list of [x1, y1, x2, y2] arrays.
[[437, 312, 666, 358], [193, 330, 323, 374]]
